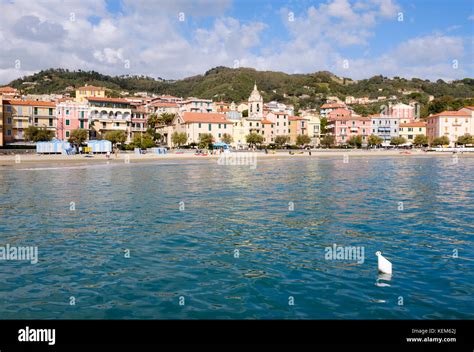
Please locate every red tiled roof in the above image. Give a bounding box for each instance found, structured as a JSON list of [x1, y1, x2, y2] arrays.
[[429, 110, 471, 118], [261, 119, 273, 124], [4, 100, 56, 107], [86, 97, 130, 103], [0, 86, 18, 93], [400, 122, 426, 128], [181, 112, 232, 124]]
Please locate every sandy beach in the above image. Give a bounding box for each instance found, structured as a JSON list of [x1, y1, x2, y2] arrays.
[[0, 149, 472, 167]]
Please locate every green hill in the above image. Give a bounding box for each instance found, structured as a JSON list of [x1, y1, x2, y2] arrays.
[[6, 67, 474, 114]]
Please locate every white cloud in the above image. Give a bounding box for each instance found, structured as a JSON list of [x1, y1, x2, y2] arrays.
[[0, 0, 471, 84]]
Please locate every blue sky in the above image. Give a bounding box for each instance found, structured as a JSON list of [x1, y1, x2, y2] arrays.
[[0, 0, 472, 84]]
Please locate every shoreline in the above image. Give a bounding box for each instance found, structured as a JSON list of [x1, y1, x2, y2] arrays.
[[0, 149, 472, 167]]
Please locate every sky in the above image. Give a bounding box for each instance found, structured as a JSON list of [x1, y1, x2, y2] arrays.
[[0, 0, 473, 84]]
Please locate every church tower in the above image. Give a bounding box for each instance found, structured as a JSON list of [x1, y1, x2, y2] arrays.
[[248, 82, 263, 119]]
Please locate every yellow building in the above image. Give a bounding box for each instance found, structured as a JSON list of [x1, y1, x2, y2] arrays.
[[399, 121, 427, 144], [302, 112, 321, 145], [2, 100, 56, 143], [288, 116, 309, 144], [87, 97, 132, 141], [75, 85, 106, 103]]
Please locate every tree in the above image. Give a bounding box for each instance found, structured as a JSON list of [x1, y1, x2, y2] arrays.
[[456, 133, 473, 146], [132, 133, 155, 149], [390, 136, 407, 146], [147, 114, 159, 129], [296, 134, 311, 147], [431, 135, 450, 147], [413, 134, 428, 147], [199, 133, 214, 149], [320, 117, 328, 135], [274, 135, 290, 148], [157, 113, 176, 126], [368, 134, 384, 147], [242, 109, 248, 118], [221, 133, 233, 145], [320, 134, 335, 148], [171, 131, 187, 147], [348, 135, 363, 148], [104, 130, 127, 148], [246, 132, 264, 147], [68, 128, 88, 147], [24, 126, 54, 142]]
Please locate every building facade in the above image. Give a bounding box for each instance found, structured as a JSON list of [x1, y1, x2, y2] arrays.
[[172, 112, 233, 145], [426, 110, 472, 146], [2, 100, 56, 143], [87, 97, 132, 141], [370, 114, 401, 145], [56, 101, 89, 140], [399, 121, 426, 144], [75, 85, 106, 103]]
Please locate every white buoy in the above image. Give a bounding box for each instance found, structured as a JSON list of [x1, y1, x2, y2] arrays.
[[376, 251, 392, 275]]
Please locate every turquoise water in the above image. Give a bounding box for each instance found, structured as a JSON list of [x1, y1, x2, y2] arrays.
[[0, 156, 473, 319]]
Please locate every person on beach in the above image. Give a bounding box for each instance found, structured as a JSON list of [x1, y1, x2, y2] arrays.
[[106, 151, 110, 159], [115, 148, 119, 158]]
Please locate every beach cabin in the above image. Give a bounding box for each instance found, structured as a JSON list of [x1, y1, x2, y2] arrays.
[[36, 140, 73, 154], [87, 140, 112, 153]]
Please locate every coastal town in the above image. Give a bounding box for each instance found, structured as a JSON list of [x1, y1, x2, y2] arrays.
[[0, 82, 473, 153]]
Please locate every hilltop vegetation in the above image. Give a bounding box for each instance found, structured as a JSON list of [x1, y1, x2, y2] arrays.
[[7, 67, 474, 116]]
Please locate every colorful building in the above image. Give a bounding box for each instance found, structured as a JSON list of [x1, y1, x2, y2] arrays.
[[56, 101, 89, 140], [389, 103, 415, 122], [75, 85, 106, 103], [288, 116, 309, 144], [426, 110, 472, 146], [266, 112, 290, 137], [399, 121, 426, 144], [130, 104, 148, 139], [302, 112, 321, 146], [172, 112, 233, 145], [179, 98, 213, 113], [2, 100, 56, 143], [370, 113, 401, 145], [87, 97, 132, 140], [328, 109, 370, 145], [320, 103, 347, 118]]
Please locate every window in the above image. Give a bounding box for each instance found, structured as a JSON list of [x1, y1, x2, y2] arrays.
[[7, 118, 12, 124], [198, 123, 201, 128], [6, 106, 11, 112], [224, 124, 226, 129], [33, 107, 38, 115], [7, 130, 11, 136], [208, 124, 211, 131], [218, 133, 221, 138], [66, 120, 70, 126], [66, 110, 70, 115], [218, 124, 221, 128], [66, 131, 70, 137]]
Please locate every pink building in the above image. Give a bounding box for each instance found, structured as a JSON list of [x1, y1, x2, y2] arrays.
[[389, 103, 415, 122], [426, 109, 473, 146], [328, 109, 371, 145], [56, 101, 89, 141]]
